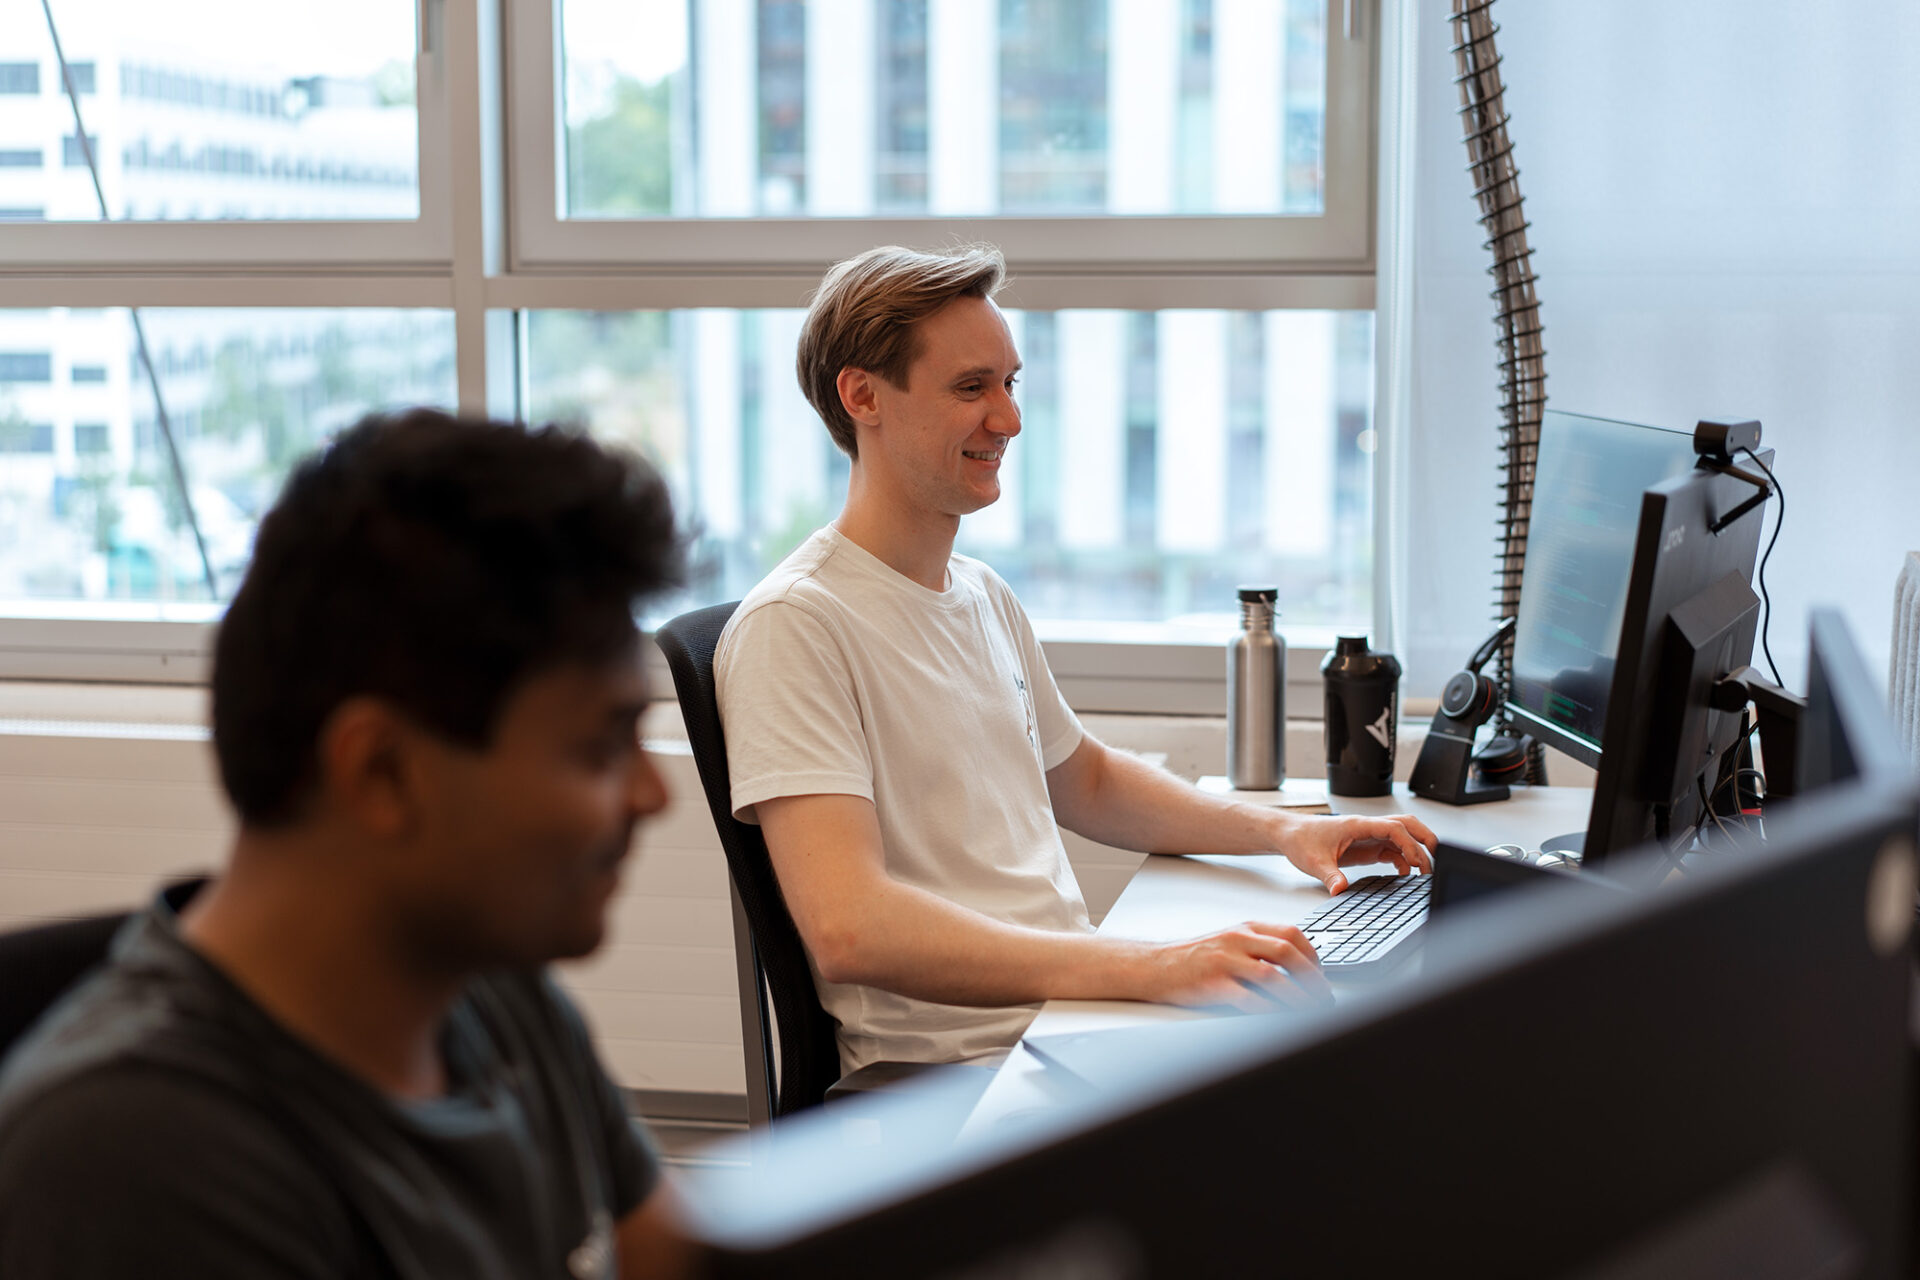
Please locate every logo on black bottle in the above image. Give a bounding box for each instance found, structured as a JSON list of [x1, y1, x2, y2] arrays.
[[1365, 704, 1395, 750]]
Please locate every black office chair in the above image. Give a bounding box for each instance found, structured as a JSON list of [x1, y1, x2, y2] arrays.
[[0, 910, 131, 1063], [0, 880, 207, 1066], [656, 603, 938, 1126]]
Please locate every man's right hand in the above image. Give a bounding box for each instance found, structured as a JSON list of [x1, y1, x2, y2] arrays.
[[1126, 921, 1332, 1012]]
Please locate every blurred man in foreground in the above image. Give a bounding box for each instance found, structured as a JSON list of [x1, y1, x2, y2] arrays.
[[0, 409, 693, 1279]]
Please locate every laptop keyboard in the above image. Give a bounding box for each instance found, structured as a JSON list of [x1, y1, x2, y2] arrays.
[[1296, 874, 1431, 972]]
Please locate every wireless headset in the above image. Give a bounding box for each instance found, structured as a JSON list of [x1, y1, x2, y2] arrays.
[[1410, 618, 1531, 805], [1438, 620, 1511, 728]]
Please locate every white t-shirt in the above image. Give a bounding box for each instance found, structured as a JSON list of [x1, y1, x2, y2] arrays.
[[714, 526, 1091, 1074]]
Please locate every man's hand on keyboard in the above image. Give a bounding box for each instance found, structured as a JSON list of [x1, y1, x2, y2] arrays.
[[1277, 812, 1439, 896], [1128, 922, 1334, 1012]]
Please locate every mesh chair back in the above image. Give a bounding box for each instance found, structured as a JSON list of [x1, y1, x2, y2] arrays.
[[655, 603, 843, 1120], [0, 912, 128, 1062], [0, 880, 206, 1064]]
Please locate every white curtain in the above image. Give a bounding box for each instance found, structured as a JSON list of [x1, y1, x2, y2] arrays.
[[1399, 1, 1920, 696]]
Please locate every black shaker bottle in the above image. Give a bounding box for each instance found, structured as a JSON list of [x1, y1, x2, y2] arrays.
[[1321, 636, 1401, 797]]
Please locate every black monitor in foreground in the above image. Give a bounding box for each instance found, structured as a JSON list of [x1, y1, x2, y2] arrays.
[[1579, 424, 1779, 866], [1508, 410, 1700, 764], [679, 622, 1917, 1279], [1799, 607, 1915, 796]]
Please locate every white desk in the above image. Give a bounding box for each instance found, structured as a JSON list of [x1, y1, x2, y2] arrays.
[[961, 782, 1595, 1138]]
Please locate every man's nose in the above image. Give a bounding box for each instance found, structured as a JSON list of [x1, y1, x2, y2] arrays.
[[990, 386, 1022, 437]]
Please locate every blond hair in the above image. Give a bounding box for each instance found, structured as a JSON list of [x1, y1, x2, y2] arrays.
[[796, 244, 1007, 457]]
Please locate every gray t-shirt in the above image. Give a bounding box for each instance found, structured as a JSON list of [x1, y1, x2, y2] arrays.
[[0, 885, 659, 1280]]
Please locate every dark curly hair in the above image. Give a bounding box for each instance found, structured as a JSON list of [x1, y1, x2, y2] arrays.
[[212, 408, 682, 826]]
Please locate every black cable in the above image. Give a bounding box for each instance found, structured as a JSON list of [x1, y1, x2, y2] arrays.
[[1705, 715, 1767, 830], [36, 0, 219, 601], [1739, 447, 1784, 686], [1697, 776, 1732, 847], [1699, 769, 1767, 848], [1711, 765, 1767, 815]]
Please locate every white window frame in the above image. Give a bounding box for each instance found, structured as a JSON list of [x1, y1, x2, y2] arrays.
[[503, 0, 1378, 312], [0, 612, 1337, 720], [0, 613, 215, 683], [0, 0, 1391, 718]]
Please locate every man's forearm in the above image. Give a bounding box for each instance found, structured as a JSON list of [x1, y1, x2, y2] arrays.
[[1053, 743, 1297, 857], [758, 788, 1341, 1012], [813, 875, 1153, 1006]]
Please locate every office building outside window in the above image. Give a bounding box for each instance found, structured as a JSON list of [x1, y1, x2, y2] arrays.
[[0, 308, 455, 603], [0, 0, 419, 223], [0, 64, 39, 96], [559, 0, 1329, 220]]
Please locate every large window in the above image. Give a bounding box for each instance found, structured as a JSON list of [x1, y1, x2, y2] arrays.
[[509, 0, 1374, 275], [0, 0, 1381, 699], [526, 306, 1374, 632]]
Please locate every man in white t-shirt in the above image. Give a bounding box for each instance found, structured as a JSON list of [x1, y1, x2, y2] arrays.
[[715, 244, 1437, 1077]]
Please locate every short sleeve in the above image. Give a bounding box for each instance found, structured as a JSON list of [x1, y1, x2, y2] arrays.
[[992, 579, 1083, 770], [0, 1067, 358, 1280], [715, 599, 876, 823]]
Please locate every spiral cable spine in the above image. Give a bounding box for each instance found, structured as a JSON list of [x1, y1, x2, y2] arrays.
[[1451, 0, 1548, 783]]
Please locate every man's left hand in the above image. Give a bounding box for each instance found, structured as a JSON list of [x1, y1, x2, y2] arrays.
[[1279, 812, 1439, 895]]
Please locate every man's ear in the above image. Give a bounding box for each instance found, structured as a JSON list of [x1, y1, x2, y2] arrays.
[[314, 696, 419, 840], [837, 366, 883, 431]]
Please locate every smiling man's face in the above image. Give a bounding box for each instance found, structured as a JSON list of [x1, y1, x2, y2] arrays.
[[395, 652, 668, 969], [859, 294, 1024, 521]]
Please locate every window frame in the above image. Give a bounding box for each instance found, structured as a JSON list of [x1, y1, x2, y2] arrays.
[[0, 611, 1338, 721], [0, 0, 454, 271], [0, 0, 1391, 716], [503, 0, 1378, 310]]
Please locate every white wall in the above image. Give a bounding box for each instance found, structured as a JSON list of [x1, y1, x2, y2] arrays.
[[0, 707, 746, 1095]]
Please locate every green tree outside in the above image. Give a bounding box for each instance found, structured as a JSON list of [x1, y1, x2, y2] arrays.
[[567, 75, 674, 216]]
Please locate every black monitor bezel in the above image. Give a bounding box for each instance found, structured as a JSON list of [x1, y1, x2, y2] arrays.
[[1801, 607, 1914, 793]]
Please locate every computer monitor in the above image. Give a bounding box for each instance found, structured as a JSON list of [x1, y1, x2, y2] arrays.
[[679, 623, 1917, 1279], [1507, 411, 1701, 764], [1580, 431, 1777, 866], [1799, 607, 1916, 795]]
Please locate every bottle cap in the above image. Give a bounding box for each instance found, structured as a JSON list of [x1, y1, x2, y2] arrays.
[[1236, 586, 1278, 604], [1334, 635, 1369, 655]]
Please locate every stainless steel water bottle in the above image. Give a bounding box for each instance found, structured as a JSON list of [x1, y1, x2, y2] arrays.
[[1321, 635, 1401, 797], [1227, 586, 1285, 790]]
